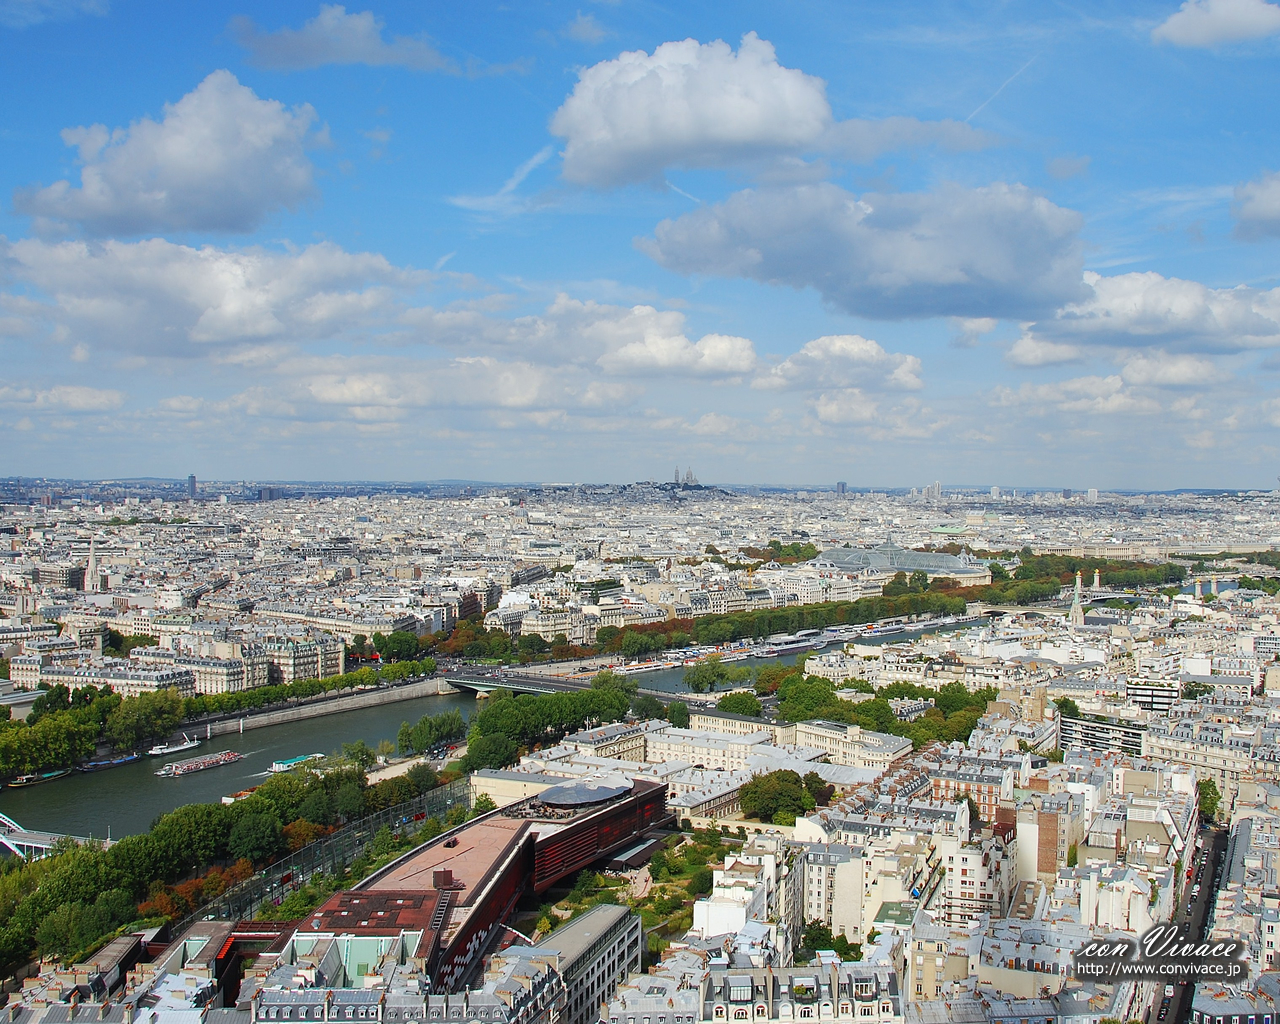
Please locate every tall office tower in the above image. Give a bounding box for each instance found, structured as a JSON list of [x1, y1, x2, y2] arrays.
[[1088, 487, 1099, 502], [187, 474, 197, 499], [836, 481, 847, 495], [990, 485, 1000, 498]]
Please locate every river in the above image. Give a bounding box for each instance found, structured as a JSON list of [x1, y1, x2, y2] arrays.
[[0, 690, 480, 841], [1, 617, 986, 840]]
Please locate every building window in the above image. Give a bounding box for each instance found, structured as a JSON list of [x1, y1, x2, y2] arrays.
[[800, 1010, 812, 1020]]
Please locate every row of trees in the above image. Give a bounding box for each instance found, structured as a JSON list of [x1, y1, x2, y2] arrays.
[[349, 630, 422, 663], [0, 687, 184, 777], [453, 675, 633, 773], [0, 752, 447, 971], [182, 658, 436, 719], [396, 708, 467, 755]]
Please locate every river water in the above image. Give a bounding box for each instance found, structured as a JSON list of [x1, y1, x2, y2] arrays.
[[1, 618, 985, 841], [0, 690, 480, 841]]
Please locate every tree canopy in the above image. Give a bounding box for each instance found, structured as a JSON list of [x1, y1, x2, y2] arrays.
[[716, 692, 762, 717], [739, 770, 816, 826]]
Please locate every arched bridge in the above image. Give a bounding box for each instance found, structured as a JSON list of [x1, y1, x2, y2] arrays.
[[443, 671, 670, 698]]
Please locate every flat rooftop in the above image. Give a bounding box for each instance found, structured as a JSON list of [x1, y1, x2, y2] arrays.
[[307, 890, 440, 935], [366, 816, 529, 895]]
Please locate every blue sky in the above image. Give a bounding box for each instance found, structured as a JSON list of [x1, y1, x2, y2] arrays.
[[3, 0, 1280, 488]]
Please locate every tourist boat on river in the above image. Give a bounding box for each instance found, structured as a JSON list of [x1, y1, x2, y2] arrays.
[[760, 629, 830, 656], [8, 769, 72, 787], [76, 753, 141, 773], [155, 750, 243, 778], [268, 753, 325, 774], [148, 734, 200, 757]]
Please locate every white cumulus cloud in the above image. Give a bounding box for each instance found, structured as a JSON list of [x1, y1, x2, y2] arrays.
[[550, 32, 990, 187], [1026, 270, 1280, 352], [641, 181, 1085, 320], [1006, 335, 1084, 366], [1153, 0, 1280, 46], [753, 334, 922, 391], [15, 71, 318, 235], [232, 5, 455, 72]]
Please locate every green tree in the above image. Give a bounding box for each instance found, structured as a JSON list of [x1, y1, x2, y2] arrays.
[[1198, 778, 1221, 820], [335, 782, 365, 820], [687, 866, 713, 896], [684, 655, 750, 693], [1054, 696, 1081, 719], [405, 762, 439, 793], [228, 812, 284, 864], [739, 770, 814, 822], [716, 692, 762, 717], [296, 791, 335, 826], [342, 740, 376, 770], [473, 793, 497, 813], [590, 669, 638, 698], [631, 694, 664, 719], [455, 733, 518, 772], [382, 631, 421, 662], [666, 701, 690, 728]]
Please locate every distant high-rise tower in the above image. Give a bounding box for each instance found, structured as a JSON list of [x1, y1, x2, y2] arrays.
[[1088, 487, 1099, 503], [836, 481, 847, 495], [674, 466, 680, 485], [187, 474, 197, 499], [1062, 488, 1073, 500], [990, 485, 1000, 498]]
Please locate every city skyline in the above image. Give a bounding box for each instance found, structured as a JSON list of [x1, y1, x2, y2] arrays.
[[4, 1, 1280, 486]]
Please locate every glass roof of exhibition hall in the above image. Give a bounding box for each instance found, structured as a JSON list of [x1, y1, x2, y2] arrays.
[[811, 542, 970, 573]]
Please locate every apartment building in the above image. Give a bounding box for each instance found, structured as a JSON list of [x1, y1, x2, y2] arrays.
[[536, 904, 641, 1024], [23, 659, 196, 698], [938, 829, 1015, 926], [262, 638, 346, 684], [700, 962, 902, 1024], [794, 720, 912, 770], [1058, 713, 1145, 756], [689, 710, 797, 746], [1144, 716, 1260, 804], [645, 728, 777, 771], [929, 764, 1015, 823]]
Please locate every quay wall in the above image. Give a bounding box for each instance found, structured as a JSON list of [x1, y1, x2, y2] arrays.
[[174, 676, 461, 741]]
